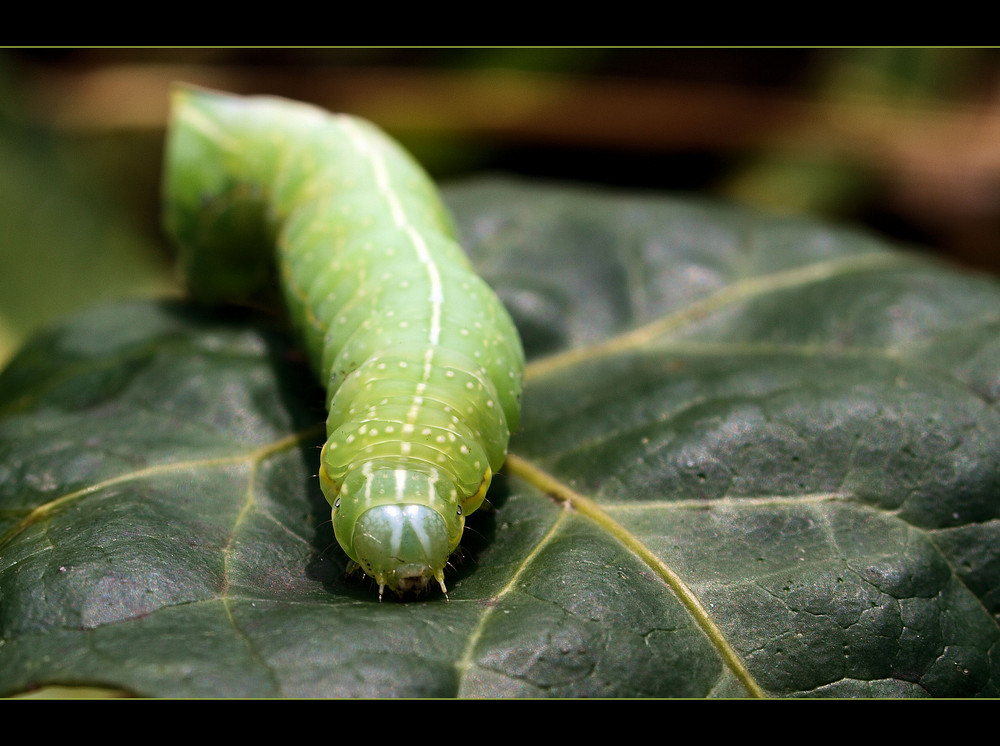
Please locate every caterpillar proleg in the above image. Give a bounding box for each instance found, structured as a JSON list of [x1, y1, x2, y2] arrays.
[[163, 87, 524, 598]]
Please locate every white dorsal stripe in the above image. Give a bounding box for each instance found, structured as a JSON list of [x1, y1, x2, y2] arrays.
[[405, 225, 444, 347], [362, 461, 375, 506], [395, 469, 407, 501], [339, 117, 443, 348], [404, 504, 434, 558], [387, 505, 403, 558], [341, 118, 442, 439]]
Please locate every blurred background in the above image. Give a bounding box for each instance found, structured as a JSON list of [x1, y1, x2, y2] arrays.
[[3, 47, 1000, 366]]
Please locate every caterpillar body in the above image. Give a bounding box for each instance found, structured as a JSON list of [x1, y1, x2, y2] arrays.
[[163, 87, 524, 598]]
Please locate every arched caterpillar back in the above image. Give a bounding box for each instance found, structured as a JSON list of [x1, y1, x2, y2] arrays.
[[163, 86, 524, 597]]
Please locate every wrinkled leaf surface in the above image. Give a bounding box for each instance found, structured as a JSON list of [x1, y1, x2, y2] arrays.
[[2, 178, 999, 697]]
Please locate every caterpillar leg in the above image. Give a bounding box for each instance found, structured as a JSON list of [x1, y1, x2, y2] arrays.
[[345, 559, 446, 601]]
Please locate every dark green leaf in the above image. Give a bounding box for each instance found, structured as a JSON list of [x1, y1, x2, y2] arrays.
[[2, 178, 998, 697]]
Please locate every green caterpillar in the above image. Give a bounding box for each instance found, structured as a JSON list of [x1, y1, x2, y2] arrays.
[[163, 86, 524, 598]]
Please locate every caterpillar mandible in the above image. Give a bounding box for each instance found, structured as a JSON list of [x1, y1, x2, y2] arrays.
[[163, 86, 524, 598]]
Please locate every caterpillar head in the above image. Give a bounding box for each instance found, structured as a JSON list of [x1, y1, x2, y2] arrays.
[[330, 466, 464, 599]]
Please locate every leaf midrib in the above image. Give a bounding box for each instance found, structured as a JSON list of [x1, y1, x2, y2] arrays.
[[498, 452, 768, 698]]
